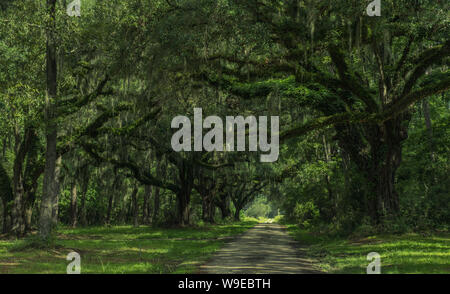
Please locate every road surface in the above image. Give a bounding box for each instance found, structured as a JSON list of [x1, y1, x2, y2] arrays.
[[200, 223, 321, 274]]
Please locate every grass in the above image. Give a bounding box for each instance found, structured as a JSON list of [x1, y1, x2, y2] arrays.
[[0, 220, 257, 274], [285, 224, 450, 274], [240, 216, 275, 223]]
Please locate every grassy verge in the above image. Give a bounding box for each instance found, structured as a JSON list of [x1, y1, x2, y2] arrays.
[[285, 224, 450, 274], [0, 220, 257, 274]]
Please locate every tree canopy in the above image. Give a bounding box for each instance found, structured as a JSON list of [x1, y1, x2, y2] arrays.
[[0, 0, 448, 239]]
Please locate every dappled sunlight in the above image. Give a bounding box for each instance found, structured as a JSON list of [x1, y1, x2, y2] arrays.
[[0, 222, 256, 273], [201, 224, 322, 274]]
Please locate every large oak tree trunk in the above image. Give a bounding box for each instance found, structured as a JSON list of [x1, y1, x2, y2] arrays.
[[202, 198, 213, 223], [370, 116, 408, 222], [39, 0, 59, 241], [197, 176, 216, 223], [39, 131, 59, 240], [366, 147, 402, 223], [201, 191, 215, 223], [216, 192, 231, 220], [176, 162, 194, 226], [337, 113, 410, 224]]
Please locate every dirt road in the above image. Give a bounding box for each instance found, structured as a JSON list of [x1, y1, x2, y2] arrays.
[[200, 223, 321, 274]]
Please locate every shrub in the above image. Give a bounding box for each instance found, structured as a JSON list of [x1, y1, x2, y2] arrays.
[[273, 215, 285, 224], [294, 201, 320, 229]]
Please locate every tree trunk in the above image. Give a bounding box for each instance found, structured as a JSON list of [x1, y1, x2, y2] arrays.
[[39, 0, 58, 242], [0, 163, 12, 234], [131, 186, 139, 227], [373, 117, 408, 221], [142, 185, 152, 225], [197, 171, 216, 223], [152, 186, 160, 224], [176, 162, 193, 226], [198, 182, 215, 223], [70, 182, 77, 228], [39, 130, 59, 240], [177, 188, 191, 226], [363, 129, 404, 222], [24, 189, 37, 233], [105, 190, 114, 226], [216, 191, 231, 220], [201, 195, 209, 222], [51, 156, 62, 226], [105, 175, 119, 226], [24, 205, 33, 232], [219, 203, 231, 219], [79, 175, 89, 226], [334, 108, 410, 224], [367, 160, 400, 223], [22, 128, 40, 234], [1, 199, 8, 234], [201, 192, 215, 223], [11, 127, 34, 236], [233, 205, 241, 221], [120, 199, 127, 224], [422, 100, 435, 162], [11, 178, 25, 236], [322, 135, 336, 221], [152, 159, 163, 224]]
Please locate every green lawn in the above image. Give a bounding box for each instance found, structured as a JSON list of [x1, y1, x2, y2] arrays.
[[285, 224, 450, 274], [2, 221, 447, 274], [0, 221, 257, 274]]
